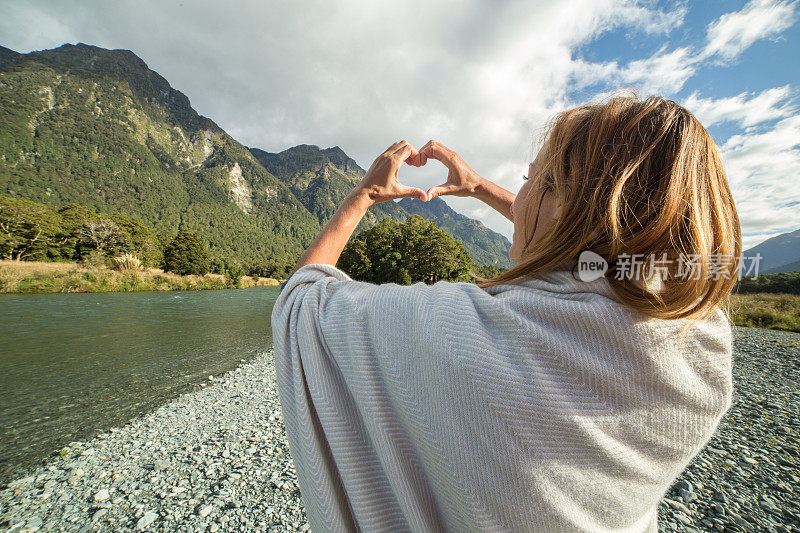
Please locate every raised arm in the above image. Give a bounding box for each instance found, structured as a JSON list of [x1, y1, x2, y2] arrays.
[[288, 140, 427, 277], [416, 140, 516, 223]]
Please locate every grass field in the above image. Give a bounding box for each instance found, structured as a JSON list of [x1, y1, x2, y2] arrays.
[[0, 260, 281, 293], [728, 292, 800, 333]]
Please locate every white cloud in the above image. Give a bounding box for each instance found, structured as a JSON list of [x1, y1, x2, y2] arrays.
[[609, 2, 688, 34], [0, 0, 797, 247], [618, 46, 698, 93], [572, 45, 698, 94], [703, 0, 799, 61], [570, 0, 798, 97], [683, 86, 797, 128], [718, 114, 800, 249]]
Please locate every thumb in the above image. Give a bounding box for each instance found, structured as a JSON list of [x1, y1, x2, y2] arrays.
[[426, 183, 457, 200], [397, 184, 428, 201]]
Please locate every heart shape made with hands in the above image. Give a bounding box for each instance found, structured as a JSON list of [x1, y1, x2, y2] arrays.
[[397, 140, 476, 203]]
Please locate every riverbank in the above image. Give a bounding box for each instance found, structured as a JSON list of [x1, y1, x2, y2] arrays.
[[729, 292, 800, 333], [3, 261, 799, 335], [0, 260, 282, 293], [1, 327, 798, 532], [0, 348, 307, 532]]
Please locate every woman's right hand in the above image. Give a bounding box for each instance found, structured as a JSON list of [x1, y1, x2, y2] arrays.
[[416, 140, 485, 200]]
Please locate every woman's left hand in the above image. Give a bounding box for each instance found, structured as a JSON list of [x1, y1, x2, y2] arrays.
[[352, 141, 428, 205]]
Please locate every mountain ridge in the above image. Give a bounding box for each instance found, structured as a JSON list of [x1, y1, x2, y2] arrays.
[[0, 42, 512, 269], [250, 144, 513, 267], [745, 229, 800, 274]]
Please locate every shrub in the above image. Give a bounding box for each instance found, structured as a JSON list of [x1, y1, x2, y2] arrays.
[[113, 253, 142, 273], [162, 231, 210, 276], [225, 265, 244, 288], [79, 250, 109, 269]]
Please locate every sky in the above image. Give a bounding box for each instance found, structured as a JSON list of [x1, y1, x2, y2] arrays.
[[1, 0, 798, 249]]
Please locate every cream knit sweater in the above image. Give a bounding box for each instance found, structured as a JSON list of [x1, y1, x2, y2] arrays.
[[270, 263, 733, 532]]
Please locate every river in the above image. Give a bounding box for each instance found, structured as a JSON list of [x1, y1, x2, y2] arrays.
[[0, 286, 281, 484]]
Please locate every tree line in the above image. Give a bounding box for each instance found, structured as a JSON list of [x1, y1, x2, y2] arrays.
[[736, 271, 800, 295], [1, 195, 506, 284], [0, 194, 217, 276]]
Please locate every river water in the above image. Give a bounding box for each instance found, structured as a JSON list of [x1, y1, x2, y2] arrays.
[[0, 286, 281, 483]]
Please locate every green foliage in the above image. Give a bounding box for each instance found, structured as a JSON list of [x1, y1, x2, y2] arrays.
[[736, 271, 800, 295], [0, 195, 65, 260], [0, 193, 166, 265], [338, 215, 472, 285], [0, 44, 320, 271], [245, 260, 294, 279], [729, 293, 800, 332], [397, 197, 514, 268], [163, 231, 210, 275], [110, 213, 162, 266], [470, 263, 508, 280], [225, 265, 245, 288]]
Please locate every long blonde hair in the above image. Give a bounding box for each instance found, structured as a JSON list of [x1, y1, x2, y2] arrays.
[[480, 94, 742, 326]]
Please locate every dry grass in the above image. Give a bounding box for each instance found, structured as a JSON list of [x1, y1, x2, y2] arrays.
[[113, 253, 142, 273], [728, 293, 800, 332], [0, 260, 91, 275], [0, 260, 280, 293]]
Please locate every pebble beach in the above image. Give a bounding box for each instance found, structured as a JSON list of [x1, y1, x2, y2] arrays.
[[1, 326, 798, 532]]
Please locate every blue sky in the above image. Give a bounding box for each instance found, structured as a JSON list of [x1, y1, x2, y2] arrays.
[[2, 0, 799, 249], [567, 0, 800, 248], [574, 0, 799, 161]]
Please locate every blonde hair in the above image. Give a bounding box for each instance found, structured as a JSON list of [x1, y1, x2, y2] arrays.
[[479, 94, 742, 330]]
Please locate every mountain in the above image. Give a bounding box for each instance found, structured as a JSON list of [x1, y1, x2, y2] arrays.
[[396, 198, 513, 267], [0, 43, 512, 270], [745, 229, 800, 274], [251, 144, 513, 267], [0, 46, 21, 68], [0, 43, 319, 269], [249, 144, 409, 234]]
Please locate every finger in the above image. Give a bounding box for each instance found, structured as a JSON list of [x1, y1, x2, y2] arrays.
[[382, 141, 403, 156], [395, 184, 428, 202], [392, 142, 415, 162], [426, 183, 460, 200], [418, 140, 452, 166], [405, 146, 423, 167], [391, 140, 419, 159]]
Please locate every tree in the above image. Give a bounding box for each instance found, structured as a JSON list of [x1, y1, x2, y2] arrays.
[[225, 265, 244, 288], [77, 220, 127, 257], [162, 231, 210, 275], [338, 215, 472, 285], [111, 213, 161, 267], [0, 195, 65, 261]]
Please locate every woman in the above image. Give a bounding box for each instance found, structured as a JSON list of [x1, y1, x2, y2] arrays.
[[270, 95, 739, 532]]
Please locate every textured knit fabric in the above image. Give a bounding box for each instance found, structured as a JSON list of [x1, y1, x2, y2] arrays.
[[270, 263, 733, 532]]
